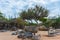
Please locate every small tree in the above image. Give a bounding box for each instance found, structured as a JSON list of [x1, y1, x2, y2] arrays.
[[16, 17, 27, 29]]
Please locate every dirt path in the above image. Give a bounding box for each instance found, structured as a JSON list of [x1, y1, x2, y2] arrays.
[[0, 31, 20, 40], [0, 31, 60, 40]]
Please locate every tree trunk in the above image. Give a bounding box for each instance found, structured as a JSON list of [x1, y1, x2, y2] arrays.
[[35, 20, 38, 25], [30, 20, 32, 23]]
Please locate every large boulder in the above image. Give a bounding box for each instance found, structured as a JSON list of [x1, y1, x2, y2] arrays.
[[48, 27, 56, 37], [24, 26, 38, 33], [38, 25, 48, 31]]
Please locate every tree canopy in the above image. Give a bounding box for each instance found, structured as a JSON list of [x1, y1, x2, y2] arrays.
[[20, 5, 49, 24]]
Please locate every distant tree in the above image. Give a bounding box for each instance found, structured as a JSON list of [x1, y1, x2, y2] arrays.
[[43, 19, 54, 28], [0, 12, 4, 20], [0, 12, 8, 21], [51, 17, 60, 28], [16, 17, 28, 29]]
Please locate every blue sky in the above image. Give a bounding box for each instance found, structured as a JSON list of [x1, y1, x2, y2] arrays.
[[0, 0, 60, 18]]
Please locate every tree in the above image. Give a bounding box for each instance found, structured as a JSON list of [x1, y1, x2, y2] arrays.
[[44, 19, 54, 28], [51, 17, 60, 28], [0, 12, 4, 20], [33, 5, 48, 24], [0, 12, 8, 21], [43, 17, 59, 28], [16, 17, 28, 29], [20, 5, 49, 25]]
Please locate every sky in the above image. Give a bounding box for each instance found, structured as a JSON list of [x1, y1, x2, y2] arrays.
[[0, 0, 60, 18]]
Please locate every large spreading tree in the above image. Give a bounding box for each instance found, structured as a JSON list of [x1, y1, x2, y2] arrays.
[[20, 5, 49, 25]]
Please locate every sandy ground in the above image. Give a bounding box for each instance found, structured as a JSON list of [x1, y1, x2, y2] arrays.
[[0, 31, 60, 40], [39, 31, 60, 40]]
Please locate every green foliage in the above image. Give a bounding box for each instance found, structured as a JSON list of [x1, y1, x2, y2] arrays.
[[20, 5, 49, 25], [43, 20, 51, 27], [51, 17, 60, 28], [39, 17, 47, 23], [16, 17, 28, 26], [0, 5, 49, 29], [43, 17, 60, 28], [28, 23, 37, 26], [0, 12, 9, 22]]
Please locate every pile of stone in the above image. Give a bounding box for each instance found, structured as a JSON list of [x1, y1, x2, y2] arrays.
[[48, 27, 56, 37]]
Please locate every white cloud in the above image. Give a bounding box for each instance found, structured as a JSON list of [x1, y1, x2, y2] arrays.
[[0, 0, 60, 18], [50, 0, 60, 2], [48, 7, 60, 18]]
